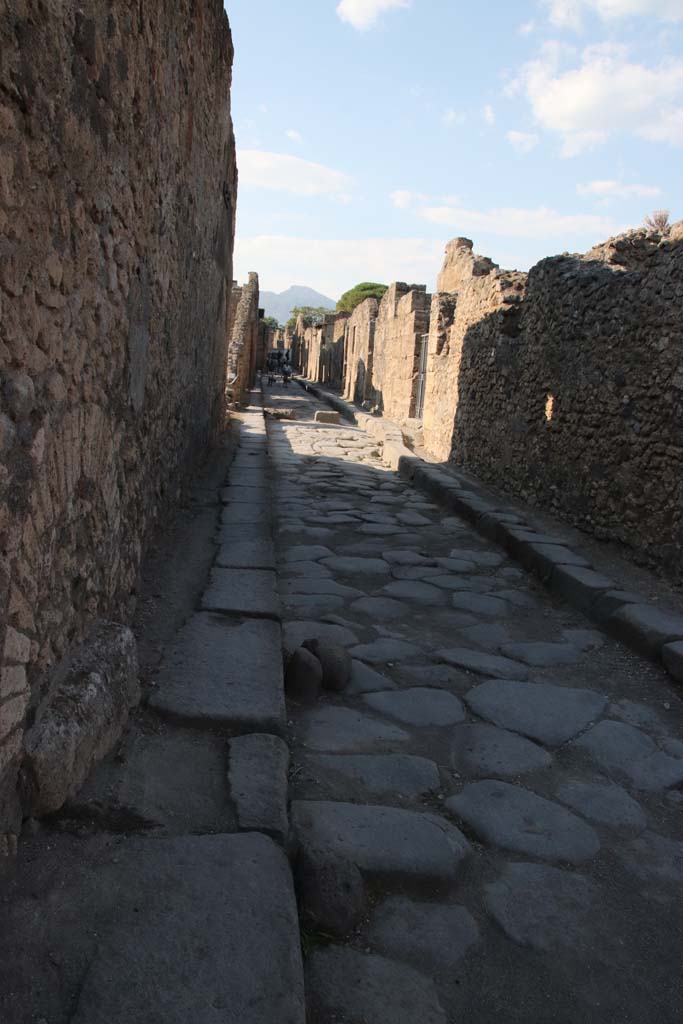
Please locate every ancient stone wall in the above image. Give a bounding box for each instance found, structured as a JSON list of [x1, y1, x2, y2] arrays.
[[0, 0, 236, 846], [445, 229, 683, 578], [227, 273, 261, 403], [341, 298, 379, 406], [370, 284, 431, 422]]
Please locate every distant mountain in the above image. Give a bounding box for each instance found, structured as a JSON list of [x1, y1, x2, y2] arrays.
[[259, 285, 337, 325]]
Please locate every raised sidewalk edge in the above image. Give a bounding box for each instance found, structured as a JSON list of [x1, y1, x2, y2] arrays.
[[296, 378, 683, 688]]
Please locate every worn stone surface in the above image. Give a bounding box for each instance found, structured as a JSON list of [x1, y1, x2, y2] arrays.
[[302, 640, 352, 692], [485, 862, 599, 951], [350, 638, 423, 664], [0, 833, 304, 1024], [0, 0, 238, 837], [149, 614, 285, 734], [556, 780, 646, 830], [303, 707, 409, 753], [300, 753, 440, 800], [292, 801, 468, 884], [23, 623, 139, 815], [465, 680, 607, 745], [448, 781, 600, 862], [363, 687, 465, 727], [295, 846, 366, 936], [306, 947, 447, 1024], [202, 568, 281, 619], [450, 723, 552, 777], [285, 647, 323, 705], [434, 648, 528, 679], [346, 660, 397, 694], [368, 897, 480, 973], [572, 720, 683, 792], [229, 734, 289, 844]]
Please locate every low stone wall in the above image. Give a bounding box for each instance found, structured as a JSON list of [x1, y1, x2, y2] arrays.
[[0, 0, 236, 845], [341, 298, 379, 405]]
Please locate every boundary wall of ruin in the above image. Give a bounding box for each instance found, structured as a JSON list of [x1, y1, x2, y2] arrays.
[[0, 0, 236, 846], [226, 273, 264, 404], [370, 283, 431, 422]]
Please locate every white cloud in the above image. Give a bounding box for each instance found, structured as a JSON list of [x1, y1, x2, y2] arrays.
[[238, 150, 353, 199], [577, 179, 662, 199], [507, 130, 540, 153], [443, 108, 466, 126], [234, 235, 444, 297], [419, 202, 619, 240], [483, 104, 496, 125], [336, 0, 409, 31], [285, 129, 302, 142], [544, 0, 683, 30], [519, 19, 537, 33], [511, 42, 683, 154], [391, 189, 427, 208]]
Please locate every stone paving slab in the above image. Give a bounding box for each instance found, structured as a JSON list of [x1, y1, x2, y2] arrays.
[[363, 687, 465, 727], [367, 896, 480, 973], [465, 680, 607, 745], [303, 706, 410, 752], [555, 780, 646, 829], [292, 801, 468, 884], [149, 613, 285, 734], [306, 947, 447, 1024], [434, 647, 529, 680], [448, 780, 600, 862], [229, 734, 290, 844], [300, 753, 440, 801], [0, 833, 304, 1024], [451, 723, 552, 777], [216, 537, 276, 570], [201, 567, 281, 619]]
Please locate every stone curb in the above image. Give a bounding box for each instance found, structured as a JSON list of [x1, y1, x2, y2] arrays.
[[296, 378, 683, 688]]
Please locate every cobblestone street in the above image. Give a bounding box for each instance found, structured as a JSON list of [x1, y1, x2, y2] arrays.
[[269, 383, 683, 1024]]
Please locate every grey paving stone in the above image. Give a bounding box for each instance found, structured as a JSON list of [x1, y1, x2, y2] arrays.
[[221, 502, 267, 526], [549, 565, 614, 614], [500, 641, 581, 667], [570, 720, 680, 791], [662, 640, 683, 681], [434, 648, 529, 680], [283, 593, 345, 616], [435, 557, 478, 574], [368, 897, 479, 973], [451, 592, 508, 616], [281, 560, 333, 578], [216, 537, 276, 570], [303, 706, 410, 753], [359, 523, 403, 536], [201, 568, 280, 619], [350, 638, 423, 664], [351, 596, 407, 620], [306, 947, 447, 1024], [458, 623, 511, 649], [229, 734, 289, 844], [301, 753, 440, 800], [492, 588, 538, 609], [281, 578, 364, 599], [556, 780, 646, 830], [391, 565, 442, 580], [149, 614, 284, 734], [451, 724, 552, 777], [1, 833, 304, 1024], [383, 550, 429, 565], [617, 832, 683, 884], [563, 628, 605, 651], [221, 484, 268, 504], [608, 698, 668, 733], [283, 620, 359, 652], [449, 548, 504, 568], [382, 580, 446, 605], [323, 556, 391, 574], [292, 801, 468, 884], [227, 467, 267, 489], [608, 603, 683, 656], [363, 688, 465, 727], [346, 660, 397, 694], [448, 781, 600, 862], [484, 862, 599, 951], [465, 680, 607, 745], [397, 510, 432, 526], [282, 544, 334, 563]]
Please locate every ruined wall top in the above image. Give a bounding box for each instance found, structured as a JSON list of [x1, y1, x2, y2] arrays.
[[437, 237, 499, 292]]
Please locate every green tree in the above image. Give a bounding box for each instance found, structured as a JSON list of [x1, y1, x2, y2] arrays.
[[262, 316, 280, 330], [336, 282, 387, 314], [286, 305, 334, 329]]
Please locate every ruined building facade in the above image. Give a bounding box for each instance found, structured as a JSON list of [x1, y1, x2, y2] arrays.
[[292, 227, 683, 581], [0, 0, 238, 848], [226, 273, 267, 408]]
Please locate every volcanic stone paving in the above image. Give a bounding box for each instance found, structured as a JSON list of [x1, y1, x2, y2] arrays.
[[269, 385, 683, 1024]]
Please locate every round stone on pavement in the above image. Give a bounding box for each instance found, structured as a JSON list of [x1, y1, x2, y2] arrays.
[[302, 639, 352, 692], [285, 647, 322, 705]]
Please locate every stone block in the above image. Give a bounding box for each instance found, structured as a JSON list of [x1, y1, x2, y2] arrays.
[[663, 641, 683, 682], [22, 622, 139, 816], [201, 567, 281, 620], [229, 734, 290, 844], [314, 410, 340, 424], [215, 537, 275, 570], [548, 564, 615, 615], [607, 603, 683, 657]]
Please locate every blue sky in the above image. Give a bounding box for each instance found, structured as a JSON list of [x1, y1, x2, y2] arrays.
[[226, 0, 682, 299]]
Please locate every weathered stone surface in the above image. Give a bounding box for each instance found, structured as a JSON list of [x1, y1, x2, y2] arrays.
[[292, 801, 468, 884], [351, 596, 407, 620], [322, 556, 390, 575], [282, 578, 363, 599], [465, 680, 607, 745], [216, 537, 276, 570], [448, 781, 600, 862], [368, 897, 479, 974], [283, 593, 344, 616], [556, 781, 646, 830], [283, 545, 334, 563], [302, 639, 352, 692], [295, 847, 366, 936], [434, 647, 529, 679], [500, 641, 580, 667], [23, 623, 139, 815], [301, 753, 440, 800], [608, 604, 683, 657], [383, 580, 446, 605], [283, 620, 359, 653], [363, 688, 465, 727], [314, 410, 340, 423], [306, 947, 447, 1024], [570, 720, 683, 791], [229, 734, 290, 844], [149, 614, 285, 734], [346, 660, 397, 694], [485, 862, 599, 951], [617, 832, 683, 884], [0, 834, 304, 1024], [451, 593, 508, 616], [662, 641, 683, 682], [285, 647, 323, 704], [451, 724, 552, 777], [350, 638, 423, 664], [303, 707, 409, 753], [201, 568, 281, 619]]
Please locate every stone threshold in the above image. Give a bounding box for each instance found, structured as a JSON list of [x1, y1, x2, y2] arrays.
[[297, 378, 683, 689]]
